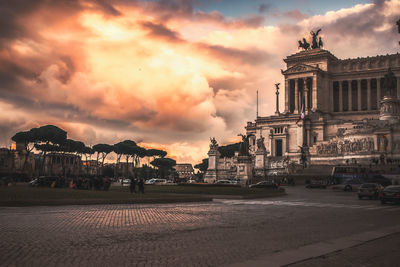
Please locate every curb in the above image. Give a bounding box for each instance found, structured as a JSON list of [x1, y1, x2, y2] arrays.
[[0, 197, 213, 207]]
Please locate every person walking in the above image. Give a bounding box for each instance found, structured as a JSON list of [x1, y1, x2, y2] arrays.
[[138, 179, 144, 193], [129, 178, 136, 193]]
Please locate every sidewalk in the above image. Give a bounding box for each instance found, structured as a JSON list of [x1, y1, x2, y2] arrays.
[[289, 231, 400, 267], [227, 225, 400, 267]]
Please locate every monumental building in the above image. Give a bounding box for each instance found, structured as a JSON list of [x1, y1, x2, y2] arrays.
[[205, 33, 400, 184]]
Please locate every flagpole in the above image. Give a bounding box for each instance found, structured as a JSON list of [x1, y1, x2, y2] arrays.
[[256, 90, 259, 118]]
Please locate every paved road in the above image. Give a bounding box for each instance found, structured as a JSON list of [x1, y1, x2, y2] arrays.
[[0, 186, 399, 266]]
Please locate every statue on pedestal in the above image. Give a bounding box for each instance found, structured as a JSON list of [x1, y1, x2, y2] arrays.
[[256, 136, 266, 151], [238, 134, 253, 156], [209, 137, 218, 150], [383, 68, 397, 97]]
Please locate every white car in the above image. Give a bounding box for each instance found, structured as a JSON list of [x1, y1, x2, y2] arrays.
[[122, 179, 131, 186], [145, 179, 167, 185]]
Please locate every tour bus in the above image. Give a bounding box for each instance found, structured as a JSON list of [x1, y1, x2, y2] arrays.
[[331, 165, 392, 191]]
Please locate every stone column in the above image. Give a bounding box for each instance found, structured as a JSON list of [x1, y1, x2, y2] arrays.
[[297, 123, 303, 148], [269, 134, 274, 157], [285, 128, 289, 154], [294, 79, 299, 114], [389, 131, 393, 153], [397, 76, 400, 100], [367, 79, 371, 110], [304, 80, 309, 115], [275, 85, 280, 115], [284, 78, 289, 113], [377, 78, 381, 108], [339, 81, 343, 112], [312, 75, 317, 111], [330, 81, 334, 112], [305, 122, 311, 147], [348, 80, 352, 112], [357, 79, 362, 111]]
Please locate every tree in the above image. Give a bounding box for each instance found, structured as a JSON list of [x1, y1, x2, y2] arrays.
[[31, 125, 67, 175], [113, 140, 137, 178], [12, 125, 67, 175], [218, 143, 240, 158], [131, 145, 147, 170], [194, 158, 208, 173], [146, 149, 167, 159], [93, 144, 114, 176], [150, 157, 176, 179], [82, 146, 94, 175], [61, 139, 85, 176]]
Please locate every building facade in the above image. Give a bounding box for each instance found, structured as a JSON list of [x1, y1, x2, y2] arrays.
[[205, 47, 400, 183], [175, 163, 194, 181]]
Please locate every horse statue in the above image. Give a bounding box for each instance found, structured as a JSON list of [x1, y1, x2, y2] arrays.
[[298, 38, 310, 51]]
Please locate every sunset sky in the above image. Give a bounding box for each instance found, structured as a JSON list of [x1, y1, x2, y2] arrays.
[[0, 0, 399, 165]]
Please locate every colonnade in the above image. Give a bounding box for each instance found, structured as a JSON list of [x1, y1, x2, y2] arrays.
[[285, 77, 316, 114], [332, 77, 400, 112]]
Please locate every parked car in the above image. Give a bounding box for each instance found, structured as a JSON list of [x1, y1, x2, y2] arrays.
[[215, 180, 234, 185], [358, 183, 383, 199], [28, 178, 39, 187], [379, 185, 400, 204], [249, 181, 279, 189], [122, 179, 131, 186], [145, 179, 167, 185], [369, 175, 392, 187], [331, 178, 363, 191], [306, 179, 327, 189]]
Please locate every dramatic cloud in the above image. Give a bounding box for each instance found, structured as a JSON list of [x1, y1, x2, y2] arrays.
[[0, 0, 399, 164], [259, 4, 272, 14]]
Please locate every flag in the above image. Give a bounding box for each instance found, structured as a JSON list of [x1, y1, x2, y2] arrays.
[[296, 100, 305, 125]]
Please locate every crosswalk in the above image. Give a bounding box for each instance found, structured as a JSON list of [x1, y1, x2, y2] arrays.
[[217, 199, 400, 212]]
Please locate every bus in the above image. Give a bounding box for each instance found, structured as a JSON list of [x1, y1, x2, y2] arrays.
[[331, 165, 393, 191]]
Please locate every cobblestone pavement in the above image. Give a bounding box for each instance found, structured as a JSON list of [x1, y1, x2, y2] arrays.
[[0, 187, 399, 266]]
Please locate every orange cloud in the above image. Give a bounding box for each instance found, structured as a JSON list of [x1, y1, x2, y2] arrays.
[[0, 0, 399, 165]]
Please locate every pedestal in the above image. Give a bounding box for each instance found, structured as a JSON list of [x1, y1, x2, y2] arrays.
[[236, 156, 253, 185], [204, 148, 220, 183]]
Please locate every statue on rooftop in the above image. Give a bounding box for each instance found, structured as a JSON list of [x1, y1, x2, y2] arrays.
[[298, 38, 310, 51], [397, 19, 400, 45], [318, 37, 323, 48], [397, 18, 400, 33], [298, 29, 323, 50], [310, 29, 321, 49]]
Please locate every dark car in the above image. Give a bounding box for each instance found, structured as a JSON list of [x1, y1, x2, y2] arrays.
[[306, 179, 327, 189], [379, 185, 400, 204], [358, 183, 383, 199], [249, 181, 279, 189], [368, 175, 392, 187]]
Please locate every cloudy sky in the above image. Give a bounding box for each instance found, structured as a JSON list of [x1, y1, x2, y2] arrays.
[[0, 0, 399, 164]]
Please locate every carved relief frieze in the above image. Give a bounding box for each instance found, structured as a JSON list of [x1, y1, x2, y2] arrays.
[[316, 137, 374, 155]]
